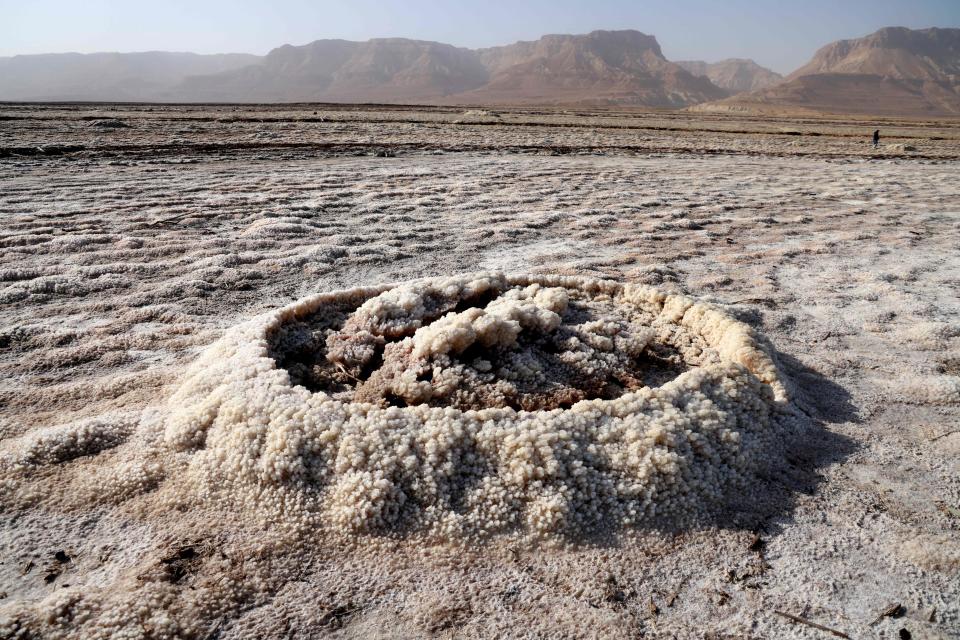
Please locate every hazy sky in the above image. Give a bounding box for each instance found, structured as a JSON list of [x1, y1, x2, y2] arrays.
[[2, 0, 958, 73]]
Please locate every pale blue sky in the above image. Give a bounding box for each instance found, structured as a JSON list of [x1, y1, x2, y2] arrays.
[[2, 0, 958, 73]]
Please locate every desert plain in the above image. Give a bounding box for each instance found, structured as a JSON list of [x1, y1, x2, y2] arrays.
[[0, 103, 958, 638]]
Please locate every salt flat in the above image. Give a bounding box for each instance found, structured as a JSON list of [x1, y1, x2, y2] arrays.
[[0, 104, 958, 638]]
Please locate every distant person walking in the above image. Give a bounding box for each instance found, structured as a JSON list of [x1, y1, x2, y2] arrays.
[[872, 129, 880, 149]]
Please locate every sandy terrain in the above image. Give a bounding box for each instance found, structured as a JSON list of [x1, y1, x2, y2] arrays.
[[0, 104, 958, 639]]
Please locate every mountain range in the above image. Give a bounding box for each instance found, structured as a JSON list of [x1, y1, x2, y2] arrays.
[[1, 31, 729, 107], [1, 27, 958, 116], [700, 27, 960, 116], [458, 31, 726, 107], [675, 59, 783, 93]]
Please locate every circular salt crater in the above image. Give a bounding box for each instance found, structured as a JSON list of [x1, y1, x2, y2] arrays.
[[165, 273, 790, 539]]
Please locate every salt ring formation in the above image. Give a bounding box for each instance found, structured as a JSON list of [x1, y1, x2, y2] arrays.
[[165, 273, 793, 538]]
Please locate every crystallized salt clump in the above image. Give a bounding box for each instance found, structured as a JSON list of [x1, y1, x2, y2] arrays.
[[164, 273, 791, 539], [278, 277, 668, 411]]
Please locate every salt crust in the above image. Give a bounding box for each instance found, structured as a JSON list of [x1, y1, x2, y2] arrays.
[[1, 414, 138, 470], [163, 273, 792, 539]]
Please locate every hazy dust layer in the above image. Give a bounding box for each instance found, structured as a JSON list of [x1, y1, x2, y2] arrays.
[[1, 112, 959, 639]]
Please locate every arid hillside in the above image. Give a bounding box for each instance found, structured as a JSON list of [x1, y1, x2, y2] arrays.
[[177, 38, 490, 103], [185, 30, 726, 107], [6, 27, 959, 116], [0, 31, 729, 108], [787, 26, 960, 80], [697, 27, 960, 116], [676, 58, 783, 94], [458, 30, 727, 106]]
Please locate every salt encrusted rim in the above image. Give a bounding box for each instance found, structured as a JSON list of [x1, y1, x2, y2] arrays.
[[256, 272, 791, 415], [162, 272, 795, 535]]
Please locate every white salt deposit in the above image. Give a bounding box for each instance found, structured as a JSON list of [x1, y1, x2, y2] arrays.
[[164, 273, 792, 538]]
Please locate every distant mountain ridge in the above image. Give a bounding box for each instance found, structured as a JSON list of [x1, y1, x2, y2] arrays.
[[177, 30, 727, 107], [0, 51, 260, 101], [0, 30, 727, 107], [696, 27, 960, 116], [787, 27, 960, 81], [460, 30, 726, 106], [178, 38, 489, 103], [675, 59, 783, 94], [4, 27, 960, 115]]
